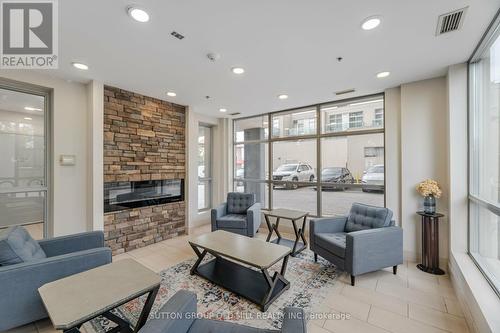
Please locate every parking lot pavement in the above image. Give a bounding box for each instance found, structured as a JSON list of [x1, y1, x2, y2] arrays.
[[272, 186, 384, 216]]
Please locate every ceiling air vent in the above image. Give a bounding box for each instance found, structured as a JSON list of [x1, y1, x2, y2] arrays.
[[335, 89, 355, 96], [171, 31, 185, 40], [229, 112, 241, 116], [436, 7, 467, 35]]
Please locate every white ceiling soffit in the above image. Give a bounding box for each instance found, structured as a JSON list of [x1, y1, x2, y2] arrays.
[[27, 0, 500, 117]]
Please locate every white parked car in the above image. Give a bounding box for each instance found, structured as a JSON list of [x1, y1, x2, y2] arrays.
[[361, 164, 385, 192], [272, 163, 315, 189]]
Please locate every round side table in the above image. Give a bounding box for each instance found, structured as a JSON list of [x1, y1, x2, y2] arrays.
[[416, 211, 445, 275]]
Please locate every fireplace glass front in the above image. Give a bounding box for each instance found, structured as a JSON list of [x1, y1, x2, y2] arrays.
[[104, 179, 184, 213]]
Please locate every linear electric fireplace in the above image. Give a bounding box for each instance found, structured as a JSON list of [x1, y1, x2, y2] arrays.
[[104, 179, 184, 213]]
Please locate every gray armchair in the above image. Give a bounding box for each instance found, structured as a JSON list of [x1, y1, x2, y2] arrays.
[[211, 192, 261, 237], [139, 290, 307, 333], [0, 231, 112, 331], [309, 203, 403, 286]]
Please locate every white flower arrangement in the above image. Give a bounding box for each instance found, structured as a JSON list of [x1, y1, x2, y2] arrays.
[[416, 179, 442, 198]]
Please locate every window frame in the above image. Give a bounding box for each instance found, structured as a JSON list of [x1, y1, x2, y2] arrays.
[[468, 10, 500, 297], [197, 124, 213, 212], [232, 93, 386, 217], [0, 78, 51, 238]]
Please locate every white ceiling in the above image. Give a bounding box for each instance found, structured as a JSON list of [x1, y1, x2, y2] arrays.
[[48, 0, 500, 117]]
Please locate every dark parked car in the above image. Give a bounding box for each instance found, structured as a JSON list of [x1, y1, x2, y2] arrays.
[[321, 167, 354, 190]]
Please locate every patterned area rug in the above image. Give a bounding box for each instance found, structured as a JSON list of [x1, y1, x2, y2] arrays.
[[84, 250, 336, 332]]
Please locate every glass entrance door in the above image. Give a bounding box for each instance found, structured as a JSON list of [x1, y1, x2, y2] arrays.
[[0, 86, 48, 239]]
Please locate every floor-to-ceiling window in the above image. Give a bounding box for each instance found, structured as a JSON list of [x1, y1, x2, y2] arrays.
[[0, 82, 50, 239], [469, 14, 500, 295], [233, 94, 385, 217], [198, 125, 212, 211]]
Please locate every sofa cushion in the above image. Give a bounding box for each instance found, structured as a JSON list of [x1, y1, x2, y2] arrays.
[[0, 226, 47, 266], [345, 203, 393, 233], [315, 232, 347, 258], [227, 192, 255, 214], [188, 319, 277, 333], [217, 214, 247, 229]]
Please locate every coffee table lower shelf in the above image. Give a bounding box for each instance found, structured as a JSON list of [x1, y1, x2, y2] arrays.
[[191, 257, 290, 311], [270, 238, 306, 256]]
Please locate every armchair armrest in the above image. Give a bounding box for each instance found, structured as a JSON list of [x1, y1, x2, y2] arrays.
[[211, 203, 227, 231], [309, 217, 347, 235], [345, 226, 403, 276], [246, 202, 261, 236], [281, 307, 306, 333], [139, 290, 197, 333], [0, 248, 111, 331], [38, 231, 106, 257]]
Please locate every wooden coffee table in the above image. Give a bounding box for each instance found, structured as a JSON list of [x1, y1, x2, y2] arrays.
[[189, 230, 291, 311], [264, 208, 308, 256], [39, 259, 160, 333]]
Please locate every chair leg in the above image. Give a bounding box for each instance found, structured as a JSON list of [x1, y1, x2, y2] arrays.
[[314, 253, 318, 262], [393, 265, 398, 275], [350, 275, 355, 286]]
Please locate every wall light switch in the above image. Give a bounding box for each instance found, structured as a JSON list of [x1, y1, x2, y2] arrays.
[[60, 154, 76, 166]]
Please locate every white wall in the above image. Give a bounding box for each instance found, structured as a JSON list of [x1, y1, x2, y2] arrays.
[[186, 109, 229, 230], [385, 87, 402, 226], [385, 77, 449, 263], [0, 71, 91, 236], [87, 81, 104, 232]]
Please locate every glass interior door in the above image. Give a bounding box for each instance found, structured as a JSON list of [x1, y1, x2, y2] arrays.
[[0, 87, 47, 239]]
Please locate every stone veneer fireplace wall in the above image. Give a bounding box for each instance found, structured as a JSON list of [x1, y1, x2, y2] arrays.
[[103, 85, 186, 254]]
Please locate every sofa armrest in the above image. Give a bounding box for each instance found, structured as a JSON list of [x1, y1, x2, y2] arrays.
[[281, 307, 306, 333], [246, 202, 261, 235], [0, 248, 111, 331], [345, 226, 403, 276], [38, 231, 106, 257], [139, 290, 197, 333], [211, 203, 227, 231]]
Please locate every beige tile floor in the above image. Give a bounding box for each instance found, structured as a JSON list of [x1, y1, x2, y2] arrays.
[[11, 225, 469, 333]]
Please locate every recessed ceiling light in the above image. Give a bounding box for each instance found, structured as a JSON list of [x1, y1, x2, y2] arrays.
[[219, 108, 227, 112], [127, 7, 150, 22], [24, 106, 42, 111], [278, 94, 289, 100], [24, 117, 32, 121], [361, 16, 381, 30], [72, 62, 89, 70], [231, 67, 245, 74], [167, 91, 177, 97], [376, 71, 390, 78]]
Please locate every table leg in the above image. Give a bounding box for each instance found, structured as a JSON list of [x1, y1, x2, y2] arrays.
[[190, 244, 208, 275], [260, 254, 290, 311], [274, 217, 282, 240], [299, 215, 308, 247], [133, 285, 160, 332], [265, 214, 273, 242], [291, 218, 300, 254]]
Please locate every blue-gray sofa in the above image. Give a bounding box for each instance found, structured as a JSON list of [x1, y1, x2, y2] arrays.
[[309, 203, 403, 286], [139, 290, 306, 333], [0, 227, 112, 331], [211, 192, 261, 237]]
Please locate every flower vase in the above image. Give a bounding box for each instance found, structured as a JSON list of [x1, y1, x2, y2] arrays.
[[424, 195, 436, 214]]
